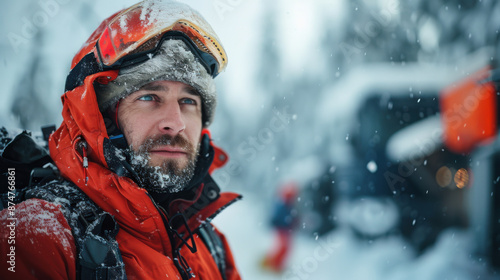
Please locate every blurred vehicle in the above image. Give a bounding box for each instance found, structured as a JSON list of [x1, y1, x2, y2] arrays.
[[349, 89, 470, 250], [439, 63, 500, 269], [311, 56, 491, 250]]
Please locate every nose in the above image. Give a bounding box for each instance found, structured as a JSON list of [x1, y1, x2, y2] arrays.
[[157, 102, 185, 135]]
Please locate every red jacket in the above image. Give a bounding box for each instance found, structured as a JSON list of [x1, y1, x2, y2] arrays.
[[0, 68, 241, 279]]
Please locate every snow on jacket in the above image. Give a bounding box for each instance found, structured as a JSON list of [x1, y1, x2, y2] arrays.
[[0, 63, 241, 280]]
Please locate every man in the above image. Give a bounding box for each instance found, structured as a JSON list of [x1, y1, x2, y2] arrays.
[[0, 0, 241, 279]]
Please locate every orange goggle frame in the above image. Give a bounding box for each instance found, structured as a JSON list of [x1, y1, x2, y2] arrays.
[[96, 20, 227, 78]]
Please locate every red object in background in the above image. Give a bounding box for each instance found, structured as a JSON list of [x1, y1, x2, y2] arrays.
[[440, 66, 497, 154], [261, 182, 299, 273], [262, 229, 293, 272]]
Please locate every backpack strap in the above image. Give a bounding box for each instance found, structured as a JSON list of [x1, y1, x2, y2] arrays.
[[197, 223, 227, 280], [22, 181, 127, 280], [78, 210, 126, 280]]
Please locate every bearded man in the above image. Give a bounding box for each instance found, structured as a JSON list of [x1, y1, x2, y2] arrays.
[[0, 1, 241, 279]]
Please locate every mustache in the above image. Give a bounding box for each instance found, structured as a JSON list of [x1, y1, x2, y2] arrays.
[[137, 134, 194, 154]]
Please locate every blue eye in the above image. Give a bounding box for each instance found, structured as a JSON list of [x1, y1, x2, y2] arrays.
[[181, 98, 197, 105], [138, 95, 155, 101]]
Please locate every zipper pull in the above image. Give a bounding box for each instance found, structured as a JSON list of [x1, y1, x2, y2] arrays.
[[81, 141, 89, 185]]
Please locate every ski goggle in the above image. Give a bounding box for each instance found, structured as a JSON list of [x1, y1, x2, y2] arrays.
[[65, 1, 227, 91]]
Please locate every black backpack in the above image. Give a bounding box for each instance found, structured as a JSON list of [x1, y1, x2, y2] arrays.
[[0, 127, 227, 280], [0, 128, 127, 280]]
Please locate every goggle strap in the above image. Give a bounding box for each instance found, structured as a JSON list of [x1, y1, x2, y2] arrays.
[[158, 31, 219, 78], [65, 52, 101, 92]]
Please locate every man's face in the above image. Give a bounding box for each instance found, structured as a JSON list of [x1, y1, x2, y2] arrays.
[[117, 80, 203, 193]]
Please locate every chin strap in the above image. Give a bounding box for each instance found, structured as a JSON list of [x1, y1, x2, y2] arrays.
[[109, 134, 128, 150], [106, 101, 129, 150]]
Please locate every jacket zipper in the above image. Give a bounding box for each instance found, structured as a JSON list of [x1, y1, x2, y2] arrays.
[[148, 194, 195, 280]]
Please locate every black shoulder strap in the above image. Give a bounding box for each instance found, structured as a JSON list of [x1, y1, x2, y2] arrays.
[[197, 223, 227, 280], [11, 181, 127, 280]]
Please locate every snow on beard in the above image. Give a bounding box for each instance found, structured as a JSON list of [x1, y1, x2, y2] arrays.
[[130, 134, 200, 193]]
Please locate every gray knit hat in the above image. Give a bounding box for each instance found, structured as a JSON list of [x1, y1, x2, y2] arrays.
[[95, 39, 216, 127]]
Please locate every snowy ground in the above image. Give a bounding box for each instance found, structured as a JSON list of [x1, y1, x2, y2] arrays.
[[214, 192, 498, 280]]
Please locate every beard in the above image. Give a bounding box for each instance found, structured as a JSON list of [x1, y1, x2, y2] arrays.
[[129, 134, 200, 193]]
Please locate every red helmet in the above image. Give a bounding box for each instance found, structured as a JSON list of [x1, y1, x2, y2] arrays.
[[66, 0, 228, 92]]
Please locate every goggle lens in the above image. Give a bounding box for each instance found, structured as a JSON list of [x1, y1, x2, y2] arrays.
[[96, 4, 227, 77]]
